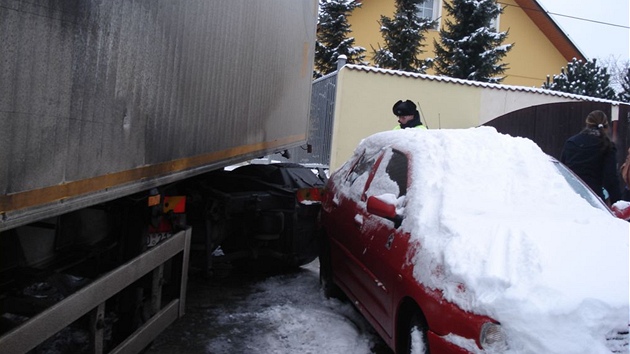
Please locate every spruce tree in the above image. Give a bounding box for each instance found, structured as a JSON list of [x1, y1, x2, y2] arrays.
[[372, 0, 436, 73], [433, 0, 512, 83], [315, 0, 366, 78], [619, 67, 630, 103], [542, 58, 617, 100]]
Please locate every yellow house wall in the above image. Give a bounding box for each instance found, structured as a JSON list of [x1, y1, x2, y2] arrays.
[[498, 0, 571, 87], [328, 66, 580, 170], [348, 0, 571, 88]]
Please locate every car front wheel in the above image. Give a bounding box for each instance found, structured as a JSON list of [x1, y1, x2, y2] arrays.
[[401, 311, 430, 354]]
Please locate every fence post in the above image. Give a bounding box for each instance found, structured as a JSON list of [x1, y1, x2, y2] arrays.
[[336, 55, 347, 71]]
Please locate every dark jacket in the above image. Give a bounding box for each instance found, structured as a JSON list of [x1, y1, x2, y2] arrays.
[[560, 129, 621, 203], [400, 111, 423, 129]]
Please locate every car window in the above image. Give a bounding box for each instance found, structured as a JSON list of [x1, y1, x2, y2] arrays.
[[386, 150, 408, 197], [365, 149, 408, 200], [341, 151, 383, 204], [552, 160, 610, 213], [346, 151, 378, 186]]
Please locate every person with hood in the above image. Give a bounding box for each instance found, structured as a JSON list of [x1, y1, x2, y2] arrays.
[[392, 99, 426, 130], [560, 110, 621, 205]]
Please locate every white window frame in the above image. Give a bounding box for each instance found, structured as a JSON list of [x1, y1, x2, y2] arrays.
[[416, 1, 501, 31]]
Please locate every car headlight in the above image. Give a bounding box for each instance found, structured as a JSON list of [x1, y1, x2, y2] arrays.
[[480, 322, 508, 351]]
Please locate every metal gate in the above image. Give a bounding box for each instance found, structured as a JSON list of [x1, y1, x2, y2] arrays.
[[484, 101, 630, 166], [273, 73, 338, 167]]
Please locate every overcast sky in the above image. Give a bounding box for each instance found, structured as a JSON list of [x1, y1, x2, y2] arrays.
[[536, 0, 629, 62]]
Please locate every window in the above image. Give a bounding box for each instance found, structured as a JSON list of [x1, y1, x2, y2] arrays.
[[384, 150, 408, 197], [364, 149, 409, 200], [416, 1, 500, 31], [416, 0, 434, 20], [344, 150, 381, 201], [346, 151, 378, 186], [416, 0, 440, 28]]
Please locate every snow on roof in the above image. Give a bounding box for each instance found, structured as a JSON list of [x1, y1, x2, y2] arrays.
[[341, 64, 623, 105]]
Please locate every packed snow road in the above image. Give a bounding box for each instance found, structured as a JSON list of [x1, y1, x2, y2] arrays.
[[146, 259, 391, 354]]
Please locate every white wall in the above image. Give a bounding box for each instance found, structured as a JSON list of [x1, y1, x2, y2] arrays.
[[329, 65, 620, 170]]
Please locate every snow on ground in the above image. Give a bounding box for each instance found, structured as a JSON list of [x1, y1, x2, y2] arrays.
[[213, 261, 374, 354], [148, 260, 384, 354]]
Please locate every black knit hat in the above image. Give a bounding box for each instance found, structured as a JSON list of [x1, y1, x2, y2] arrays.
[[392, 100, 417, 116]]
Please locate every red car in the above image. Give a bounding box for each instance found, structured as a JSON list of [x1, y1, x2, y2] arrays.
[[319, 128, 628, 354]]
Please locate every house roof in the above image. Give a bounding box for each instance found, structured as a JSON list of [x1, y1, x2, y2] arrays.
[[511, 0, 586, 61], [336, 64, 620, 104]]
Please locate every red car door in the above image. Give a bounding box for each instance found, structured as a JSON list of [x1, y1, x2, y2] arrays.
[[322, 149, 380, 299], [356, 149, 410, 339], [326, 148, 410, 340], [324, 150, 389, 327]]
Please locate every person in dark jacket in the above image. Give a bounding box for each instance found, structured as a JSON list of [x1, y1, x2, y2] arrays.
[[620, 147, 630, 201], [392, 100, 426, 129], [560, 110, 621, 205]]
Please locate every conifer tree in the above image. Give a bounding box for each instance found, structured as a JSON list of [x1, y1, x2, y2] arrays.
[[619, 67, 630, 103], [315, 0, 366, 78], [433, 0, 512, 83], [372, 0, 436, 73], [543, 58, 617, 100]]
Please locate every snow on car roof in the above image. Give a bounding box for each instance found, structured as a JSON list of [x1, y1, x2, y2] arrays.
[[351, 126, 629, 352]]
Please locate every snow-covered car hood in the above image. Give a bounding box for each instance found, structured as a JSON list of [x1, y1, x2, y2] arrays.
[[356, 127, 629, 353], [407, 212, 628, 353]]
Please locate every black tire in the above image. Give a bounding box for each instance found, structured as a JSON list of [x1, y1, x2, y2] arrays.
[[400, 311, 430, 354], [318, 231, 344, 299]]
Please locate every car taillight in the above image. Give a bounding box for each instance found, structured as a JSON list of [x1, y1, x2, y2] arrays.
[[296, 187, 323, 204], [480, 322, 508, 351]]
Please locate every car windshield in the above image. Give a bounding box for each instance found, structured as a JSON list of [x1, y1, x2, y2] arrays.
[[551, 160, 610, 213]]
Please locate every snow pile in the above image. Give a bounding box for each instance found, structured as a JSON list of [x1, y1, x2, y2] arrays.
[[355, 127, 629, 353], [200, 262, 377, 354]]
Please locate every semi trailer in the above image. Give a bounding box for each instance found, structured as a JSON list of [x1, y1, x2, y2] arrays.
[[0, 1, 318, 352]]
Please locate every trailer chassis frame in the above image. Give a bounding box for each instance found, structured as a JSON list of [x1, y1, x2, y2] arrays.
[[0, 228, 192, 354]]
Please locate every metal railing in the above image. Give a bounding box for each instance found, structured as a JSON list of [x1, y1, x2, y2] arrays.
[[0, 228, 192, 354]]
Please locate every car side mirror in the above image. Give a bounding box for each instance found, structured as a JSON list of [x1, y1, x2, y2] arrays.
[[367, 195, 396, 218], [367, 195, 403, 228]]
